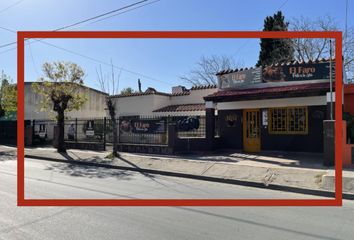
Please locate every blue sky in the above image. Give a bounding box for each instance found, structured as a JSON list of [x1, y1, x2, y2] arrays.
[[0, 0, 353, 93]]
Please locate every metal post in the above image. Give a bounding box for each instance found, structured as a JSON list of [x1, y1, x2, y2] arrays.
[[32, 119, 35, 144], [75, 118, 78, 142], [117, 117, 120, 144], [329, 39, 333, 120], [103, 117, 106, 151]]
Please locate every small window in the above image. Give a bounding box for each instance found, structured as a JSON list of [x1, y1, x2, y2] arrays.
[[269, 107, 308, 134]]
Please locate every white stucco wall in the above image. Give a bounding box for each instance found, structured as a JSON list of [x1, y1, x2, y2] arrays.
[[112, 87, 217, 117], [170, 88, 217, 105], [113, 94, 170, 116], [24, 83, 107, 120]]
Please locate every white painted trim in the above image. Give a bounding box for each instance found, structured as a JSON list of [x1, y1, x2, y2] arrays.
[[326, 92, 335, 102], [205, 101, 216, 109], [326, 91, 345, 103], [217, 96, 326, 110], [153, 111, 206, 117]]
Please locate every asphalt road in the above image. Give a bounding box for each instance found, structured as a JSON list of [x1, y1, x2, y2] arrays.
[[1, 156, 354, 240]]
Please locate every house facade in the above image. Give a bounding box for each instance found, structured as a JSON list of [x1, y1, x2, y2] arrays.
[[24, 82, 108, 120], [111, 85, 217, 117], [18, 60, 351, 159], [204, 59, 335, 153]]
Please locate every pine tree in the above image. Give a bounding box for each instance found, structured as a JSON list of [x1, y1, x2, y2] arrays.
[[256, 11, 294, 67]]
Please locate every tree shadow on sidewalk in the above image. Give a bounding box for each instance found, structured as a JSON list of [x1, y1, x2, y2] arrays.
[[44, 162, 134, 180], [117, 155, 171, 188], [0, 151, 16, 161], [43, 153, 135, 180]]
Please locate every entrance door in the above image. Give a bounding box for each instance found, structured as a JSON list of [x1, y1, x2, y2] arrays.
[[243, 109, 261, 152]]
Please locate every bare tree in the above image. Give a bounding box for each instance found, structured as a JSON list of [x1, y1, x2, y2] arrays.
[[180, 55, 241, 86], [96, 62, 121, 157], [290, 15, 354, 81]]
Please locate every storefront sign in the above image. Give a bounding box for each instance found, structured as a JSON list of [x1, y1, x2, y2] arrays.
[[218, 62, 335, 90], [262, 62, 335, 82], [218, 67, 262, 89], [120, 119, 166, 134]]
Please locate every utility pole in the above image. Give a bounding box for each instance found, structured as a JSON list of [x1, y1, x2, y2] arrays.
[[329, 39, 333, 120], [138, 78, 142, 93]]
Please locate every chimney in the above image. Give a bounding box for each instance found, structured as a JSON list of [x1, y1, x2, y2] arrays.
[[172, 85, 188, 94]]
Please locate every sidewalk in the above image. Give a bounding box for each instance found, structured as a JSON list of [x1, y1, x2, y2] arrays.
[[1, 145, 354, 198]]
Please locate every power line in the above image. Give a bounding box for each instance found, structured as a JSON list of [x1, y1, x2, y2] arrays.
[[36, 40, 171, 85], [0, 0, 154, 49], [76, 0, 160, 29], [0, 0, 25, 15], [54, 0, 149, 31], [0, 1, 25, 49], [0, 26, 171, 85], [232, 0, 290, 59], [0, 0, 170, 85], [28, 43, 40, 78], [0, 0, 160, 49]]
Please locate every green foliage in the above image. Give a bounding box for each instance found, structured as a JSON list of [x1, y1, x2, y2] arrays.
[[0, 73, 17, 117], [120, 87, 136, 95], [257, 11, 294, 67], [32, 62, 87, 117], [106, 152, 119, 159]]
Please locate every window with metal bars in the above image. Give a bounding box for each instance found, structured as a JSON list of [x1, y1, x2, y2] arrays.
[[268, 107, 308, 134]]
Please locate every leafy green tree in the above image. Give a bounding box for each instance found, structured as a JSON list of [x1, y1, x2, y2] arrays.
[[0, 72, 17, 118], [120, 87, 136, 95], [257, 11, 294, 67], [32, 62, 87, 153]]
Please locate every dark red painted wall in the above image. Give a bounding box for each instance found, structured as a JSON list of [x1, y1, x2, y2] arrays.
[[344, 84, 354, 115]]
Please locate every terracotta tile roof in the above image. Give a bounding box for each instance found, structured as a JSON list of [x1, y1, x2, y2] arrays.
[[190, 84, 217, 90], [204, 82, 331, 102], [171, 91, 191, 96], [216, 58, 334, 75], [153, 103, 205, 112], [110, 91, 170, 98], [111, 84, 217, 98]]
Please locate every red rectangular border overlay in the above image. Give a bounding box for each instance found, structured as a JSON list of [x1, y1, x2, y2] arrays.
[[17, 31, 343, 207]]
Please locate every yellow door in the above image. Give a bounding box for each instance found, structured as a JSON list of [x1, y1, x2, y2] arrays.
[[243, 109, 261, 152]]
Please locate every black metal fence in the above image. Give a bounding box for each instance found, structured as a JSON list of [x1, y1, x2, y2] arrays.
[[27, 115, 209, 147], [32, 119, 56, 144], [118, 116, 168, 145], [64, 118, 106, 143], [173, 116, 206, 138], [31, 118, 107, 145], [0, 120, 31, 144]]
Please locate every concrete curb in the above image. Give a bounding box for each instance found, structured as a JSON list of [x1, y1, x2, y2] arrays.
[[24, 154, 354, 200]]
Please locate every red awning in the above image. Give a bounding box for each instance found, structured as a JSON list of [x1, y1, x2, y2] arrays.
[[204, 82, 331, 102]]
